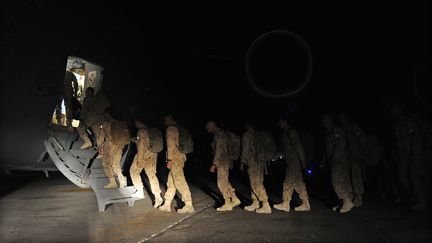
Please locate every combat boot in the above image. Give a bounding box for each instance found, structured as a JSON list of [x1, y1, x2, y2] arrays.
[[118, 175, 127, 188], [273, 201, 290, 212], [340, 198, 354, 213], [153, 194, 163, 208], [231, 196, 241, 208], [295, 200, 311, 212], [159, 200, 172, 212], [216, 203, 233, 212], [178, 201, 195, 214], [256, 201, 272, 214], [244, 200, 260, 212], [131, 187, 145, 198], [104, 177, 118, 189]]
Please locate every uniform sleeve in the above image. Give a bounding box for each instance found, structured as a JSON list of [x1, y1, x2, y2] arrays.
[[212, 133, 226, 167], [333, 128, 347, 161], [289, 130, 306, 163], [72, 76, 78, 96], [166, 126, 179, 161]]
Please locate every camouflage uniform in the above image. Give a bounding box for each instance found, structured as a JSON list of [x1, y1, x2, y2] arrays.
[[63, 70, 78, 127], [325, 126, 353, 200], [130, 128, 161, 197], [99, 121, 125, 186], [212, 129, 237, 202], [241, 129, 268, 202], [394, 118, 427, 206], [343, 123, 367, 201], [163, 125, 192, 203], [281, 128, 309, 204], [78, 92, 111, 147]]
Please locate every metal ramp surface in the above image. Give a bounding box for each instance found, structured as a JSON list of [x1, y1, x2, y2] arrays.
[[45, 126, 142, 212]]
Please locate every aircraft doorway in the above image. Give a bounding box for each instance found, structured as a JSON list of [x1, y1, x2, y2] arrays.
[[51, 56, 104, 127]]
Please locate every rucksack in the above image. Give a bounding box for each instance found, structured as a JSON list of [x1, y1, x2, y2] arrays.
[[148, 127, 163, 153], [254, 131, 277, 163], [174, 125, 194, 154], [226, 131, 241, 161], [110, 121, 131, 146]]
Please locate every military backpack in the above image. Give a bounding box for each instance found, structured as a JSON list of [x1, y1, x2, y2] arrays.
[[148, 127, 163, 153], [226, 131, 241, 161], [254, 131, 277, 163], [110, 121, 131, 146]]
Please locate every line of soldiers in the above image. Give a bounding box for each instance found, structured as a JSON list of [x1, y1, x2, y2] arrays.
[[76, 87, 430, 214]]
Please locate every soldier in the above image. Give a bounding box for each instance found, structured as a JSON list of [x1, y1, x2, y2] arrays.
[[273, 117, 311, 212], [322, 114, 354, 213], [78, 88, 111, 150], [390, 106, 428, 210], [98, 109, 128, 189], [159, 114, 194, 213], [241, 121, 271, 214], [130, 119, 163, 208], [338, 114, 367, 207], [63, 63, 81, 131], [207, 120, 241, 212]]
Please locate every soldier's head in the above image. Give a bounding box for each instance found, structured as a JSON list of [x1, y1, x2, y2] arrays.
[[338, 113, 349, 126], [134, 118, 147, 129], [277, 114, 290, 129], [390, 105, 404, 120], [163, 114, 176, 126], [85, 87, 95, 97], [245, 120, 255, 130], [206, 120, 219, 134], [322, 114, 333, 129]]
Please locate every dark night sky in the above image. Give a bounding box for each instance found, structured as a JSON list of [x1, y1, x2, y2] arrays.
[[1, 1, 430, 137]]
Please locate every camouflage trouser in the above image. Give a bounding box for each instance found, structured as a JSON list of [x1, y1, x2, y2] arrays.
[[331, 162, 353, 200], [248, 164, 268, 202], [217, 164, 236, 201], [101, 144, 123, 180], [130, 153, 161, 196], [351, 163, 364, 196], [164, 161, 192, 203], [282, 166, 308, 203]]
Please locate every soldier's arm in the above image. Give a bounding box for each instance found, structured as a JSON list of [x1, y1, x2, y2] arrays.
[[72, 76, 78, 97], [333, 128, 347, 160], [137, 129, 150, 149], [212, 133, 224, 167], [166, 126, 179, 162], [290, 130, 306, 165]]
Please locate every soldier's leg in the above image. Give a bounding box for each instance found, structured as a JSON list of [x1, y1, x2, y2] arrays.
[[253, 166, 271, 214], [111, 146, 126, 188], [398, 160, 410, 191], [332, 163, 353, 213], [294, 182, 311, 212], [102, 154, 117, 188], [245, 166, 261, 211], [170, 163, 194, 213], [143, 158, 163, 208], [159, 171, 176, 212], [274, 168, 293, 212], [77, 124, 92, 149], [216, 165, 235, 211], [64, 96, 74, 128], [351, 163, 364, 207], [130, 156, 145, 198]]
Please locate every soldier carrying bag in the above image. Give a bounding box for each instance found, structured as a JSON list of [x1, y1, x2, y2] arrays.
[[110, 121, 131, 146], [148, 127, 163, 153]]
